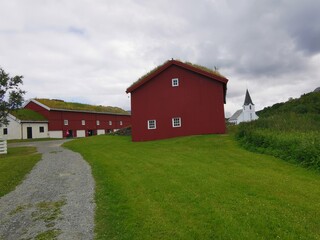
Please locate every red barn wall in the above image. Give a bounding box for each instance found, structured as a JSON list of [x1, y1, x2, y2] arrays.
[[130, 65, 226, 141], [25, 101, 131, 137]]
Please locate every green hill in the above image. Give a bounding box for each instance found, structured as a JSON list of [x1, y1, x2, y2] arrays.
[[257, 91, 320, 117], [235, 91, 320, 170]]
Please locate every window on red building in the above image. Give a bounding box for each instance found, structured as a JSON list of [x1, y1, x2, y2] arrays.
[[148, 120, 156, 129], [172, 78, 179, 87], [172, 117, 181, 128]]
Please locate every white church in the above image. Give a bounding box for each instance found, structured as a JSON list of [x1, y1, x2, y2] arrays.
[[228, 89, 259, 124]]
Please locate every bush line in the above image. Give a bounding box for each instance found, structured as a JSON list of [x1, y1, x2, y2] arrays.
[[235, 113, 320, 170]]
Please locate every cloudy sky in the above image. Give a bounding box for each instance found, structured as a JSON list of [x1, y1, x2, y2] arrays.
[[1, 0, 319, 117]]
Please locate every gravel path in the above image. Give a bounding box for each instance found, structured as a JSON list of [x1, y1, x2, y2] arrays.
[[0, 140, 95, 240]]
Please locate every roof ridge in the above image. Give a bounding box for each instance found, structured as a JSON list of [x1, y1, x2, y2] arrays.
[[229, 109, 243, 120]]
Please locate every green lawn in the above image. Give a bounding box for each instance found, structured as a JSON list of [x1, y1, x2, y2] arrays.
[[8, 138, 61, 144], [0, 147, 41, 197], [64, 135, 320, 240]]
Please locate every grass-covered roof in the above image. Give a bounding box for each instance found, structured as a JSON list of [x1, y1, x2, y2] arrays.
[[35, 98, 129, 114], [10, 109, 47, 121], [184, 61, 226, 78], [127, 59, 227, 91]]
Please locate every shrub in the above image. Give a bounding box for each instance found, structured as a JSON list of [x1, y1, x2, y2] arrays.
[[235, 113, 320, 170]]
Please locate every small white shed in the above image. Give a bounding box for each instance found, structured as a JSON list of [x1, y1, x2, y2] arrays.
[[0, 109, 49, 140]]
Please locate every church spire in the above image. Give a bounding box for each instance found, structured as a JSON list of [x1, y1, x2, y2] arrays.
[[244, 89, 254, 105]]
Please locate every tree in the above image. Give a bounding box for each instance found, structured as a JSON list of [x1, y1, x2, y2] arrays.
[[0, 67, 26, 127]]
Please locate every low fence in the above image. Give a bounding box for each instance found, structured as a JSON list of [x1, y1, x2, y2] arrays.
[[0, 139, 7, 154]]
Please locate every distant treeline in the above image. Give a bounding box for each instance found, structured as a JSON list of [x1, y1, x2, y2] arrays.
[[257, 91, 320, 117]]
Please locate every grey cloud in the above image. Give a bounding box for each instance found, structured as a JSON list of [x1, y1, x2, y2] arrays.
[[0, 0, 319, 116], [279, 0, 320, 55]]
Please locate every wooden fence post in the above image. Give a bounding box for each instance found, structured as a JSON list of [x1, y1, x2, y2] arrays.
[[0, 139, 7, 154]]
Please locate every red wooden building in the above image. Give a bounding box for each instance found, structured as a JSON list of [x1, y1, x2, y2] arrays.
[[126, 59, 228, 141], [24, 99, 131, 138]]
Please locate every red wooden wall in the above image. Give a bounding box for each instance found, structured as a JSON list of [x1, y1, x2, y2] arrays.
[[25, 101, 131, 137], [130, 65, 226, 141]]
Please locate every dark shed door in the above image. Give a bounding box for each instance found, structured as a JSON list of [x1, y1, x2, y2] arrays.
[[27, 127, 33, 139]]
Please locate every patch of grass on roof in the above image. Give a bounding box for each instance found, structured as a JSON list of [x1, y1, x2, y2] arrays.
[[184, 61, 226, 78], [128, 60, 226, 90], [35, 99, 128, 114], [10, 109, 47, 121]]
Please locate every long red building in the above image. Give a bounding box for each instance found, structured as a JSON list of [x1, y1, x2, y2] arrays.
[[24, 99, 131, 138], [126, 59, 228, 141]]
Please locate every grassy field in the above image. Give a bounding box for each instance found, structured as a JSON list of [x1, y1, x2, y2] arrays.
[[64, 135, 320, 240], [236, 113, 320, 170], [0, 147, 41, 197], [7, 138, 61, 144]]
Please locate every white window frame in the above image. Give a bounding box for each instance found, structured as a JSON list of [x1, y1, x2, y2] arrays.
[[97, 120, 100, 126], [120, 121, 123, 126], [172, 117, 181, 128], [64, 120, 68, 126], [148, 120, 156, 130], [82, 120, 86, 126], [172, 78, 179, 87], [109, 121, 112, 126], [3, 128, 8, 135], [39, 126, 44, 133]]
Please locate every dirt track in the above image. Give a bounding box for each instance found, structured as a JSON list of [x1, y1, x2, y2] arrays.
[[0, 140, 95, 240]]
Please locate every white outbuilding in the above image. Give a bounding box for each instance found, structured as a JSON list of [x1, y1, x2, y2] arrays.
[[228, 89, 259, 125], [0, 109, 49, 140]]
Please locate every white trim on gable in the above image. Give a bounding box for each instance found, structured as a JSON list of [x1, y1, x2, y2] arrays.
[[22, 99, 51, 111], [7, 113, 22, 124]]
